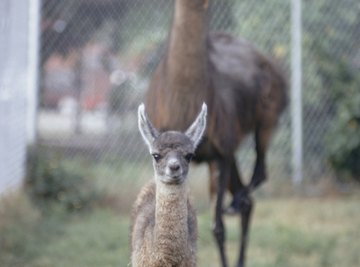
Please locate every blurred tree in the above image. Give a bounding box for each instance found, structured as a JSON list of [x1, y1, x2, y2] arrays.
[[40, 0, 138, 137], [41, 0, 128, 65], [323, 60, 360, 182], [209, 0, 236, 31], [233, 0, 291, 59], [301, 0, 360, 178]]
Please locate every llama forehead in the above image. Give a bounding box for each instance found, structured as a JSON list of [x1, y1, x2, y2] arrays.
[[153, 131, 193, 153]]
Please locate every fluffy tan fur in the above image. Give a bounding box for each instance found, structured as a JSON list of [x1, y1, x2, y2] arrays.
[[130, 180, 197, 267]]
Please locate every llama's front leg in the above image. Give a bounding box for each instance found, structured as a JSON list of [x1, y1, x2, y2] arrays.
[[249, 125, 273, 192], [212, 159, 230, 267], [224, 156, 246, 214]]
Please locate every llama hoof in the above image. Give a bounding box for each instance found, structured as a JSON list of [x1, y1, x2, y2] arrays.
[[224, 189, 252, 216], [223, 195, 242, 215], [223, 204, 241, 215]]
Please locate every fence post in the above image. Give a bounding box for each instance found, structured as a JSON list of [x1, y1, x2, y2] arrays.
[[291, 0, 303, 185], [0, 0, 29, 193], [27, 0, 40, 145], [74, 51, 83, 135]]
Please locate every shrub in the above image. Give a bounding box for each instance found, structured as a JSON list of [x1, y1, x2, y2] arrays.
[[25, 147, 100, 212], [324, 60, 360, 182]]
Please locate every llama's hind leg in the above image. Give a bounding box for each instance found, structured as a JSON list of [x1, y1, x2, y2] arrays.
[[220, 156, 253, 267], [212, 158, 232, 267], [237, 194, 253, 267], [208, 161, 219, 201]]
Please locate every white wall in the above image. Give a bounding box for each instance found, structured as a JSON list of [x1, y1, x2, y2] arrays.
[[0, 0, 38, 194]]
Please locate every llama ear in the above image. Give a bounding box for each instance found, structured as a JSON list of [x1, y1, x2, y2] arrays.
[[185, 103, 207, 148], [138, 103, 159, 150]]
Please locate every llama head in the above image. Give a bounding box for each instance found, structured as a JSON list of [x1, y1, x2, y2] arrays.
[[138, 103, 207, 185]]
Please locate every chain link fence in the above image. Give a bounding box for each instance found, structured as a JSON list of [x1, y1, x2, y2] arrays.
[[29, 0, 359, 201]]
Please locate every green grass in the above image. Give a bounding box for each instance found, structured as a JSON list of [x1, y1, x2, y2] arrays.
[[1, 190, 360, 267], [27, 210, 130, 267], [15, 153, 360, 266], [197, 197, 360, 267]]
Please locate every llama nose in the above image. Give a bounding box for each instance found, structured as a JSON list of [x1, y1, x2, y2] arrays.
[[169, 163, 180, 172]]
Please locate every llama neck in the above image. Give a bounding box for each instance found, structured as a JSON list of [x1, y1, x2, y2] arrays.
[[166, 0, 209, 92], [154, 178, 189, 259]]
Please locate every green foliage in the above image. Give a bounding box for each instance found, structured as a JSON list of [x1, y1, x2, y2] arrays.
[[233, 0, 291, 60], [324, 61, 360, 182], [209, 0, 236, 31], [297, 0, 359, 178], [115, 0, 171, 55], [25, 147, 100, 212]]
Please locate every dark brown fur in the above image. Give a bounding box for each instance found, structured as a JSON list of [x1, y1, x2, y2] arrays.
[[145, 1, 287, 266]]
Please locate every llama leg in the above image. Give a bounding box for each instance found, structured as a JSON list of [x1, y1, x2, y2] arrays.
[[208, 161, 219, 201], [224, 156, 246, 214], [249, 125, 273, 192], [209, 158, 245, 214], [212, 159, 230, 267], [237, 194, 253, 267], [223, 157, 253, 267]]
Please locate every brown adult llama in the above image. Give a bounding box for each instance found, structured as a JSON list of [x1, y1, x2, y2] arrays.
[[144, 1, 288, 267]]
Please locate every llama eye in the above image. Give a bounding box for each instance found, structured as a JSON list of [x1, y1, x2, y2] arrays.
[[152, 153, 162, 162], [185, 153, 194, 162]]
